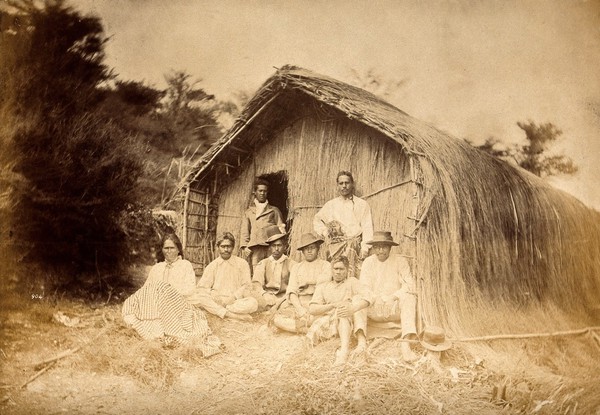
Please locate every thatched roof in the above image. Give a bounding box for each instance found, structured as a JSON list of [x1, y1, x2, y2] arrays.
[[182, 65, 477, 185], [179, 65, 600, 334]]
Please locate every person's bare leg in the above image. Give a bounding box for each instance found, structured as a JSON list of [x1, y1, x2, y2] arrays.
[[273, 315, 298, 332], [355, 329, 367, 351], [334, 318, 351, 367], [400, 333, 418, 362], [350, 329, 368, 365]]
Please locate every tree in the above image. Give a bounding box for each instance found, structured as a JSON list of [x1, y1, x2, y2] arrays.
[[2, 0, 145, 285], [347, 67, 408, 101], [158, 70, 221, 205], [472, 121, 578, 178], [163, 70, 215, 127], [97, 71, 223, 208], [515, 121, 577, 177]]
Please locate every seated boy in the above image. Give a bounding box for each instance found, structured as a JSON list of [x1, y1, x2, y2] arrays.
[[307, 256, 371, 366]]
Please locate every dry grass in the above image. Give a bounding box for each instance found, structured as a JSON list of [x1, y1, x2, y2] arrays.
[[1, 286, 599, 414]]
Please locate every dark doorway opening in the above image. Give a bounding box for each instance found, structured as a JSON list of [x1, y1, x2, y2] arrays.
[[258, 170, 291, 238]]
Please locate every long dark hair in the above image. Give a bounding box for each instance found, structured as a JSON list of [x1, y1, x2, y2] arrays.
[[156, 233, 184, 262]]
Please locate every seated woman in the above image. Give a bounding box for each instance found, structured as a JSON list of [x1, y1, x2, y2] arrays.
[[272, 232, 332, 333], [122, 233, 221, 357]]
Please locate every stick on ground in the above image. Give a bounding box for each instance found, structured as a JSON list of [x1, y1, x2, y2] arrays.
[[20, 362, 56, 389], [454, 326, 600, 342], [30, 326, 110, 370]]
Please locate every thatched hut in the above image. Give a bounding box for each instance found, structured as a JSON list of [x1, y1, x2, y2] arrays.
[[176, 65, 600, 335]]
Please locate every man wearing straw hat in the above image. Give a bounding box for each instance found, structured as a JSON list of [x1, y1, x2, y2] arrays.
[[251, 225, 297, 309], [359, 231, 418, 361], [240, 178, 286, 270], [313, 171, 373, 278], [272, 232, 332, 333]]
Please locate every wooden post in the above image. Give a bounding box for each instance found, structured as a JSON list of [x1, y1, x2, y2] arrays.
[[409, 156, 424, 334], [203, 190, 210, 271], [182, 184, 190, 251]]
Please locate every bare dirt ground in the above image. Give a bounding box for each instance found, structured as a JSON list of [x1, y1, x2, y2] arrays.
[[1, 285, 599, 415]]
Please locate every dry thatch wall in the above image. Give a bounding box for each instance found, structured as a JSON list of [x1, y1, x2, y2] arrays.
[[412, 128, 600, 335], [215, 114, 416, 264]]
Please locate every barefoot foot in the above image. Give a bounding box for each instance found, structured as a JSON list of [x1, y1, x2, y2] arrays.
[[226, 311, 252, 322], [333, 349, 349, 367], [400, 342, 418, 362]]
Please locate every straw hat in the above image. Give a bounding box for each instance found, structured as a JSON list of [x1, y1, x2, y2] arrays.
[[419, 326, 452, 351], [296, 232, 324, 250], [366, 231, 399, 246]]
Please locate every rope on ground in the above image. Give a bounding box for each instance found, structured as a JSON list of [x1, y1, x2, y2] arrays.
[[452, 326, 600, 343]]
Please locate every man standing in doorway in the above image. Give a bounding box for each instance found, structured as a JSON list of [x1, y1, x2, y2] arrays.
[[313, 171, 374, 277], [240, 178, 286, 270]]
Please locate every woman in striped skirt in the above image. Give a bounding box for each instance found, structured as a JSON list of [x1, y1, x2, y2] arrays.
[[122, 234, 221, 357]]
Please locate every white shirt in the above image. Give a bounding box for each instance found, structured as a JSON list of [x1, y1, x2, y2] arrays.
[[359, 254, 415, 300], [254, 198, 268, 218], [313, 195, 374, 251], [198, 255, 251, 299], [286, 259, 332, 298], [146, 257, 196, 297]]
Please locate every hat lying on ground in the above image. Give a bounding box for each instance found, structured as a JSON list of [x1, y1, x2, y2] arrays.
[[297, 232, 324, 250], [419, 326, 452, 351], [366, 231, 399, 246]]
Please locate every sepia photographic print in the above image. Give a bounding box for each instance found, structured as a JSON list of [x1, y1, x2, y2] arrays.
[[1, 0, 599, 413]]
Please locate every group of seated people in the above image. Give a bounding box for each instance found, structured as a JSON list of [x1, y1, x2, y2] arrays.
[[122, 170, 454, 366], [122, 227, 425, 366]]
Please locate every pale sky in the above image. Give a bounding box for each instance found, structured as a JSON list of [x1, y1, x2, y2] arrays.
[[76, 0, 600, 209]]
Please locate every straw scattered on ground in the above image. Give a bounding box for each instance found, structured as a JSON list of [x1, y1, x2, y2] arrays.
[[1, 288, 599, 414]]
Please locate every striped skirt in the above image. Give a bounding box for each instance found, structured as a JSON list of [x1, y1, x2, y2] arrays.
[[122, 281, 221, 357]]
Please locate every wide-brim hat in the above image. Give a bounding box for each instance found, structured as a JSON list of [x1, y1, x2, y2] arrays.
[[264, 224, 287, 244], [266, 232, 287, 243], [296, 232, 324, 250], [419, 326, 452, 352], [248, 224, 287, 248], [366, 231, 399, 246]]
